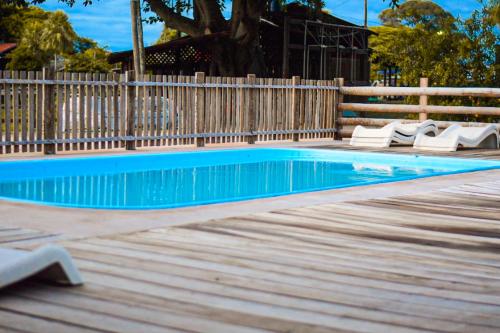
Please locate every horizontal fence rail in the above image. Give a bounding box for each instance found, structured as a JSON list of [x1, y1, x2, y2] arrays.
[[0, 78, 340, 90], [338, 117, 500, 138], [337, 78, 500, 139], [338, 103, 500, 116], [340, 86, 500, 97], [0, 70, 339, 154]]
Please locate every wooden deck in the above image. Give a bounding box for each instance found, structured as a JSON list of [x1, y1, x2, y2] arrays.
[[1, 174, 500, 332], [310, 142, 500, 160]]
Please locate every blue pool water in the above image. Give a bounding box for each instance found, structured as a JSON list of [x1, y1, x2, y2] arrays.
[[0, 148, 499, 210]]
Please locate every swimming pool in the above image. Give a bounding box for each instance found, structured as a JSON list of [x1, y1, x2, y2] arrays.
[[0, 148, 499, 210]]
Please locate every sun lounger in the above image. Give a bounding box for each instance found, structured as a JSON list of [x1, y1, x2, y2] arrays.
[[350, 120, 438, 148], [0, 244, 83, 289], [414, 124, 499, 152]]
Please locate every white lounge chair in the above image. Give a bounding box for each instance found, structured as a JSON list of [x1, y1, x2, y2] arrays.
[[350, 120, 438, 148], [414, 124, 499, 152], [0, 244, 83, 289]]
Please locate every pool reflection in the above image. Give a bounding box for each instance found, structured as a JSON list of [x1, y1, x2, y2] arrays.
[[0, 160, 442, 209]]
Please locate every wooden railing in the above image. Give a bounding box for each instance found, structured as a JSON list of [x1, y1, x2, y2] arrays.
[[1, 70, 499, 155], [337, 78, 500, 138], [0, 70, 340, 154]]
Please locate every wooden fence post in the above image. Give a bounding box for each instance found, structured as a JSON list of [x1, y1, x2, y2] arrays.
[[334, 77, 344, 140], [195, 72, 206, 147], [126, 71, 136, 150], [419, 77, 428, 122], [291, 76, 301, 142], [43, 67, 56, 155], [247, 74, 257, 144]]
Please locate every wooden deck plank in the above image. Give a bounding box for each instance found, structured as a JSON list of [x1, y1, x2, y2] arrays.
[[309, 143, 500, 160], [0, 309, 104, 333], [0, 227, 59, 245], [6, 283, 264, 333]]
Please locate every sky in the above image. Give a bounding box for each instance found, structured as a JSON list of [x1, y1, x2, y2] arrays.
[[39, 0, 485, 52]]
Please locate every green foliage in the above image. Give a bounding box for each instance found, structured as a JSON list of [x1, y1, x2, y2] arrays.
[[2, 3, 111, 72], [65, 47, 113, 72], [39, 10, 78, 54], [0, 4, 48, 42], [6, 9, 76, 70], [6, 19, 50, 70], [460, 0, 498, 86], [155, 26, 181, 44], [73, 37, 98, 53], [379, 0, 454, 30], [371, 0, 499, 121]]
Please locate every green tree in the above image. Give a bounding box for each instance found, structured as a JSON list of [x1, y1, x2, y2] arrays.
[[6, 20, 50, 70], [65, 47, 113, 72], [0, 4, 48, 42], [459, 0, 498, 86], [7, 10, 77, 70], [379, 0, 454, 30], [371, 0, 499, 120], [39, 10, 77, 54], [4, 5, 111, 72]]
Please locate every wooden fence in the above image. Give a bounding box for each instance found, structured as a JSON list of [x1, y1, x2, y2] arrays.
[[1, 70, 499, 155], [337, 77, 500, 138], [0, 70, 339, 154]]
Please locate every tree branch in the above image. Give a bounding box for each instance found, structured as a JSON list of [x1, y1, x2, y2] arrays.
[[145, 0, 202, 36], [229, 0, 267, 41], [194, 0, 226, 33]]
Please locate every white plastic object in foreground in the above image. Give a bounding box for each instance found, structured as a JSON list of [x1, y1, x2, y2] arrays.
[[0, 244, 83, 289]]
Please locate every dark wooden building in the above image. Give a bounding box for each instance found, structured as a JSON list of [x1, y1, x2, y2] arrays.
[[109, 3, 372, 85]]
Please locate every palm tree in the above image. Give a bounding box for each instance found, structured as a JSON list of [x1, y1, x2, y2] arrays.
[[39, 10, 77, 55]]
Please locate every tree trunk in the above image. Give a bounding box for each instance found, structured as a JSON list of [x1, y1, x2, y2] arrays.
[[145, 0, 268, 76], [210, 38, 266, 77], [130, 0, 145, 75]]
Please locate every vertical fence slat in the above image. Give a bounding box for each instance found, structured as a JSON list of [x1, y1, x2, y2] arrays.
[[113, 73, 120, 148], [149, 74, 156, 146], [125, 71, 136, 150], [135, 73, 143, 147], [99, 73, 106, 149], [20, 71, 27, 152], [43, 68, 56, 155], [246, 74, 256, 144], [195, 72, 205, 147], [119, 73, 126, 148], [56, 72, 63, 151], [143, 73, 150, 147], [334, 78, 344, 140], [155, 74, 162, 146], [420, 78, 429, 122], [84, 73, 92, 150], [78, 72, 85, 150], [92, 73, 99, 150], [12, 71, 19, 152], [63, 72, 71, 151], [70, 72, 78, 150], [167, 75, 174, 146], [107, 72, 113, 149], [206, 76, 212, 144], [161, 75, 167, 146]]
